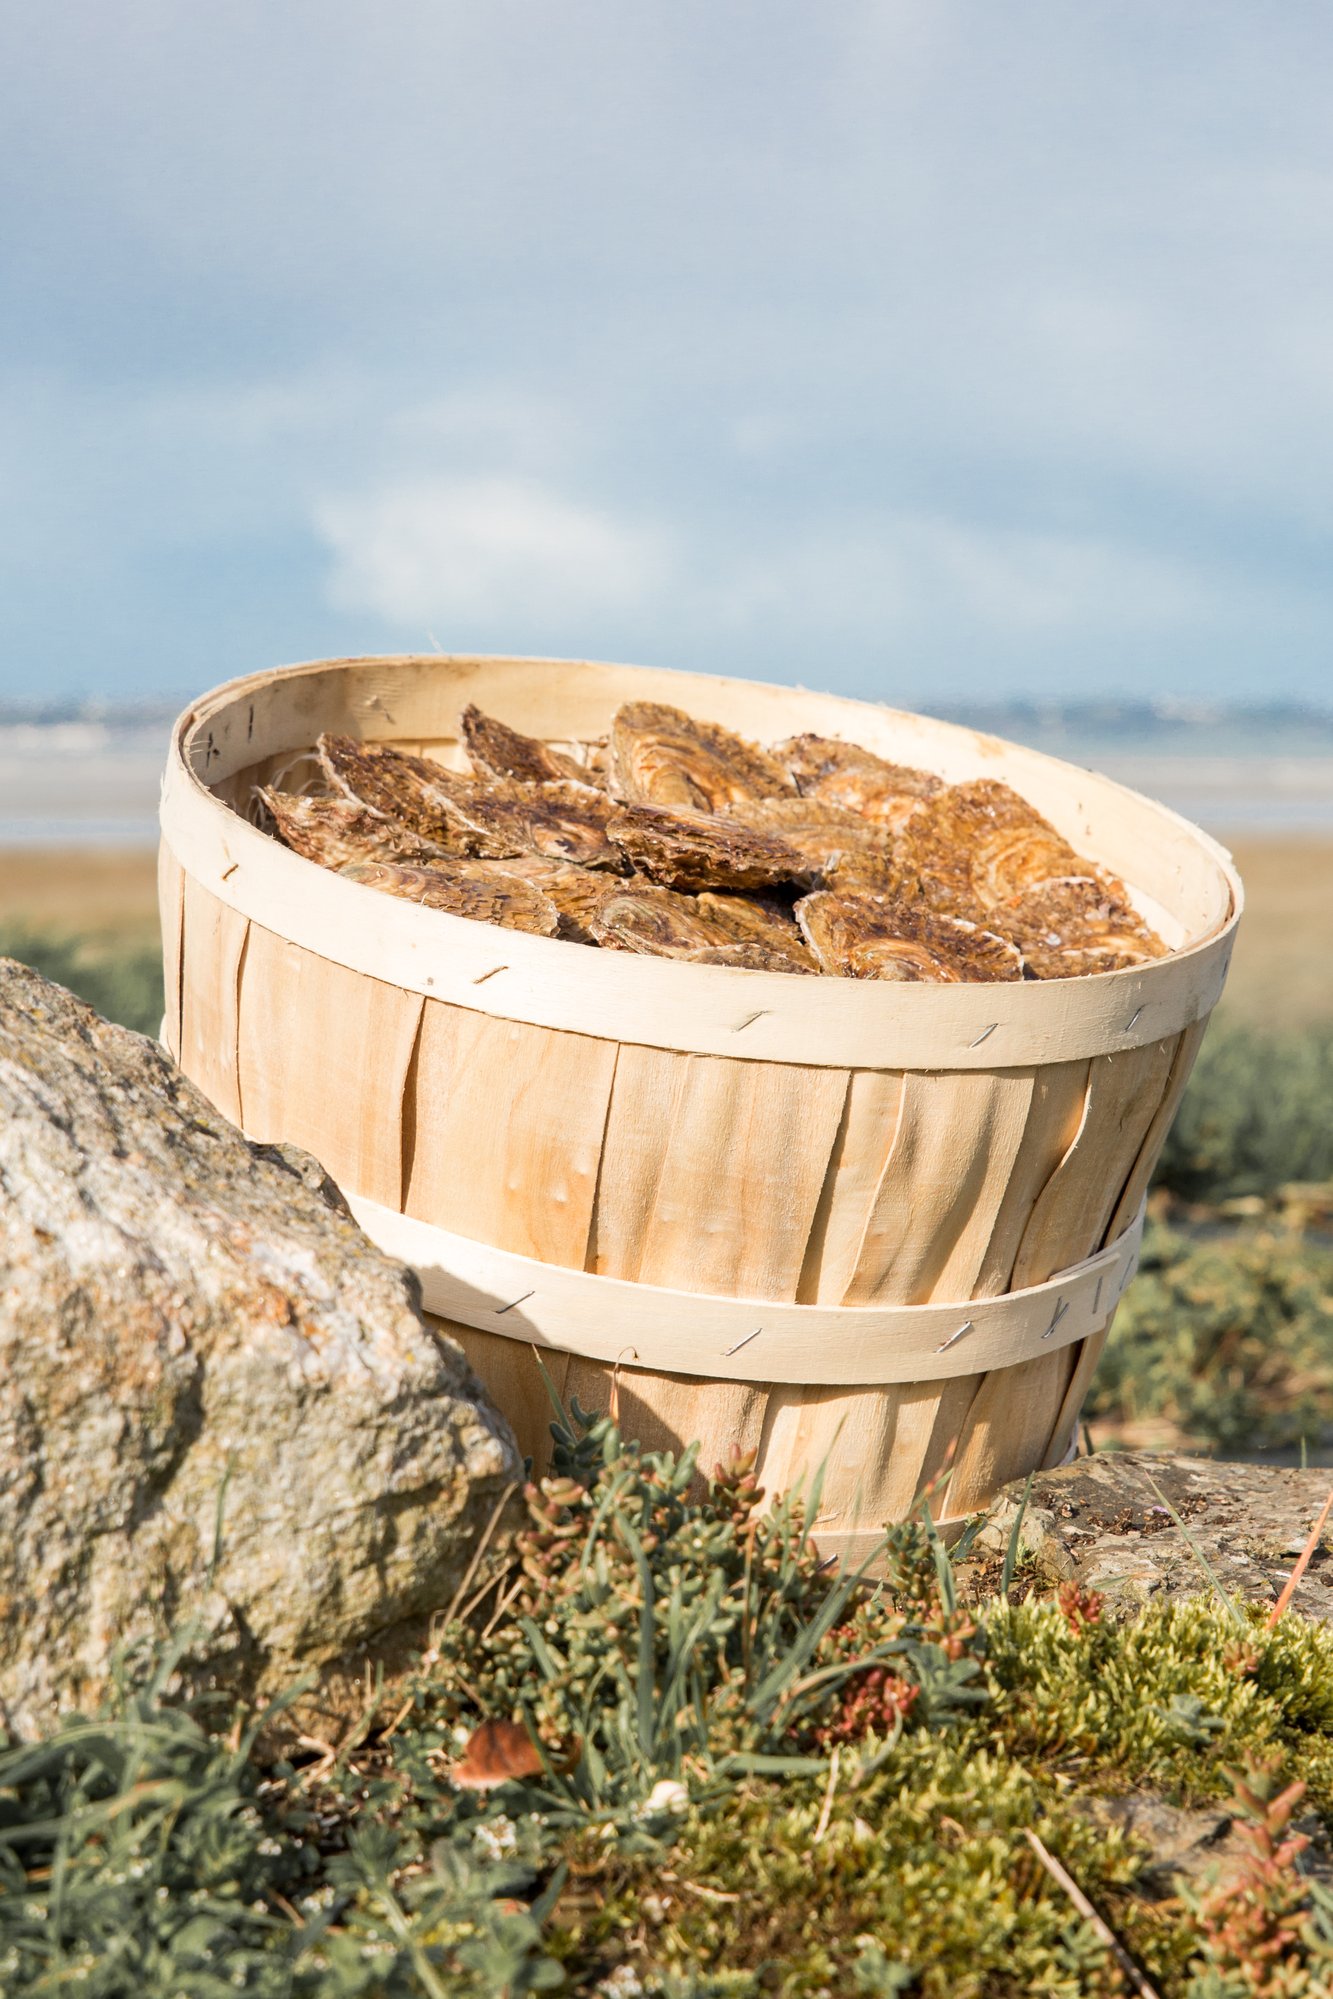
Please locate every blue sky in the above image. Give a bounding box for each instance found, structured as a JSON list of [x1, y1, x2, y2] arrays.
[[3, 2, 1332, 706]]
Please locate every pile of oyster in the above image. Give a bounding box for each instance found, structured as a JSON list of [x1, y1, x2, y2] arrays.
[[256, 701, 1167, 982]]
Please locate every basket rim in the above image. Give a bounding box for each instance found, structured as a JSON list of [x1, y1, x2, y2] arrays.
[[160, 651, 1242, 1071]]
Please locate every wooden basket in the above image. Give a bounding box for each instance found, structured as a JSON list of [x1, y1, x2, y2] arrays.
[[159, 654, 1241, 1562]]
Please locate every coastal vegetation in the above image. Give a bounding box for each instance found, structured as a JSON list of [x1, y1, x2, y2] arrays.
[[4, 1400, 1333, 1996]]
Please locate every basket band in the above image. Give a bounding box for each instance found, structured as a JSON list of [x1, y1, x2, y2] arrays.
[[341, 1189, 1145, 1386]]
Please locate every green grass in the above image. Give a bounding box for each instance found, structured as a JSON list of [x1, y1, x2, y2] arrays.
[[1090, 1215, 1333, 1456], [4, 1405, 1333, 1997], [0, 926, 164, 1039], [1154, 1022, 1333, 1204]]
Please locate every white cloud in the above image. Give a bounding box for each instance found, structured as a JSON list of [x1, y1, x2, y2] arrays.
[[315, 476, 674, 629]]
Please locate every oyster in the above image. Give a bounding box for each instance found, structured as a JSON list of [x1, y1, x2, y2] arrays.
[[610, 701, 796, 812], [476, 854, 624, 944], [998, 876, 1166, 980], [500, 780, 623, 869], [607, 802, 810, 893], [317, 734, 513, 855], [258, 788, 453, 872], [338, 859, 559, 935], [695, 891, 817, 970], [460, 704, 592, 786], [796, 891, 1025, 983], [773, 734, 943, 829], [590, 884, 725, 957], [719, 795, 897, 878], [685, 943, 815, 975], [894, 780, 1100, 911]]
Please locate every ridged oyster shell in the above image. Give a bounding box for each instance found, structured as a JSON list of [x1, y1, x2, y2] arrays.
[[258, 788, 453, 872], [796, 890, 1025, 983], [460, 704, 594, 786], [607, 802, 810, 893], [476, 854, 625, 944], [590, 884, 730, 957], [695, 891, 816, 970], [774, 734, 943, 829], [610, 702, 796, 812], [338, 860, 559, 935], [719, 795, 896, 877], [999, 876, 1168, 979]]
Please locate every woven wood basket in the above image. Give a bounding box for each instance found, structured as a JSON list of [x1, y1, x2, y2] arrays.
[[159, 654, 1241, 1562]]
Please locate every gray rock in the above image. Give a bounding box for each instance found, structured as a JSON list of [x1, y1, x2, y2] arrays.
[[0, 958, 523, 1737], [973, 1450, 1333, 1622]]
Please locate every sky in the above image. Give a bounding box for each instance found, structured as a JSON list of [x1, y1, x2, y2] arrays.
[[2, 2, 1332, 708]]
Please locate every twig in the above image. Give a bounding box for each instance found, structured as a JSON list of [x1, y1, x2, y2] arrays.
[[813, 1744, 841, 1844], [680, 1880, 741, 1903], [1268, 1486, 1333, 1630], [438, 1482, 518, 1630], [1024, 1830, 1161, 1999], [380, 1694, 417, 1742]]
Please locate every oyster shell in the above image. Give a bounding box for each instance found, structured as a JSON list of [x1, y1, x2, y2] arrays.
[[460, 704, 592, 786], [476, 854, 624, 944], [500, 779, 623, 868], [695, 891, 817, 970], [998, 876, 1167, 979], [685, 943, 815, 974], [317, 734, 513, 855], [773, 734, 943, 829], [796, 891, 1025, 983], [590, 884, 725, 957], [258, 788, 453, 872], [894, 780, 1102, 910], [610, 701, 796, 812], [719, 795, 897, 877], [338, 859, 559, 935], [607, 802, 810, 893]]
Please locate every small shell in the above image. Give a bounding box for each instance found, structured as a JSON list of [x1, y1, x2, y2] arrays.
[[338, 859, 559, 935], [460, 704, 592, 786], [607, 802, 810, 893], [610, 701, 797, 812], [796, 891, 1025, 983], [258, 788, 452, 872], [772, 734, 943, 829]]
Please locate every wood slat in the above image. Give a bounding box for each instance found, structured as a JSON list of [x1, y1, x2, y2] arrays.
[[157, 842, 186, 1060], [179, 877, 249, 1127], [588, 1046, 849, 1301], [236, 926, 424, 1208], [797, 1069, 905, 1303], [1108, 1017, 1209, 1240], [760, 1372, 982, 1541], [843, 1070, 1040, 1305], [947, 1345, 1081, 1515], [406, 1006, 619, 1268], [1010, 1034, 1181, 1287]]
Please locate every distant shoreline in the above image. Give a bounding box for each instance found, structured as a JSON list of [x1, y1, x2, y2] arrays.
[[6, 724, 1333, 844]]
